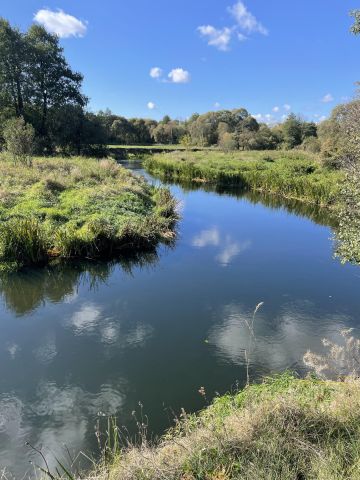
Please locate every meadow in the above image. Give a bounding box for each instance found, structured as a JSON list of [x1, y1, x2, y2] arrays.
[[145, 150, 343, 207], [0, 155, 178, 271]]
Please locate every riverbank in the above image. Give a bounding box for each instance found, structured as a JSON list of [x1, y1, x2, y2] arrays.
[[145, 150, 343, 207], [92, 373, 360, 480], [0, 156, 178, 271]]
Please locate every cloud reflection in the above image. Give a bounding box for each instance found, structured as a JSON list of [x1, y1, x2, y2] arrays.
[[192, 228, 251, 266], [209, 301, 351, 370]]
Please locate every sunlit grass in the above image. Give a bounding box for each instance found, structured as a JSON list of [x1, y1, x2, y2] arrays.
[[0, 155, 178, 270], [145, 150, 344, 207], [81, 373, 360, 480]]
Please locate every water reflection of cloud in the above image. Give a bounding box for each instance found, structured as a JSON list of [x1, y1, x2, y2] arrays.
[[6, 342, 20, 359], [0, 381, 127, 475], [70, 303, 102, 334], [192, 228, 251, 266], [216, 238, 251, 267], [192, 227, 220, 247], [209, 301, 350, 370], [33, 333, 57, 364]]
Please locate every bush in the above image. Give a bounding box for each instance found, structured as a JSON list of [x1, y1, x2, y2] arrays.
[[3, 117, 35, 166]]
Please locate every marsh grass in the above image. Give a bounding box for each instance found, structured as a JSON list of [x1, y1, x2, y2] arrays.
[[145, 150, 343, 207], [0, 155, 178, 270]]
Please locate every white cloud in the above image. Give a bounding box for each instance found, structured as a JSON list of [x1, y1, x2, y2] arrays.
[[34, 9, 87, 38], [198, 25, 233, 51], [229, 1, 268, 35], [253, 113, 277, 125], [150, 67, 163, 79], [322, 93, 334, 103], [168, 68, 191, 84], [147, 101, 156, 110], [283, 104, 291, 111], [214, 102, 221, 109], [272, 106, 280, 113]]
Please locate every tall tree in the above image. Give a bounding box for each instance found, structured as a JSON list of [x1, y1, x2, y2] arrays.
[[0, 18, 28, 118], [25, 25, 87, 142]]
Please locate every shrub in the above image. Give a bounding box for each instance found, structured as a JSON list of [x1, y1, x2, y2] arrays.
[[3, 117, 35, 166]]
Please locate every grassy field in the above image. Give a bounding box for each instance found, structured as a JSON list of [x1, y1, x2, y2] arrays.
[[108, 144, 211, 151], [145, 150, 343, 207], [0, 155, 178, 270], [86, 373, 360, 480]]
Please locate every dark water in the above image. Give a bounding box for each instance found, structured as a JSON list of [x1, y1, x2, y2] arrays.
[[1, 161, 360, 477]]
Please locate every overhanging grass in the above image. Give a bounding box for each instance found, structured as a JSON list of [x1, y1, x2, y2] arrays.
[[145, 150, 344, 207], [90, 373, 360, 480], [0, 155, 178, 270]]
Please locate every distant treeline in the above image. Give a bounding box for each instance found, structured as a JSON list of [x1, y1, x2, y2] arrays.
[[0, 16, 354, 164]]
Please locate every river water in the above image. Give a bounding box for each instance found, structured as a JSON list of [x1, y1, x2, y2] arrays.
[[1, 160, 359, 476]]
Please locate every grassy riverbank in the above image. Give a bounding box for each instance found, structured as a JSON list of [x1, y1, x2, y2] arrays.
[[145, 150, 343, 207], [90, 373, 360, 480], [0, 155, 178, 271]]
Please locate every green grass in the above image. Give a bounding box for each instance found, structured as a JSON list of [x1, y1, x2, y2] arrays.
[[145, 150, 344, 207], [0, 155, 178, 270], [90, 373, 360, 480], [108, 145, 211, 150]]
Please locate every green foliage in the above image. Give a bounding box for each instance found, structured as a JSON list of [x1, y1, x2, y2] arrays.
[[145, 150, 342, 207], [0, 156, 178, 270], [0, 17, 94, 155], [3, 116, 35, 165]]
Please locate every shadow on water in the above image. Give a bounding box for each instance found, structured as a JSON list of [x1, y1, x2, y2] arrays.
[[0, 251, 161, 316]]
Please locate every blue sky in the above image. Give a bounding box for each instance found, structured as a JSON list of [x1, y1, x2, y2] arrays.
[[2, 0, 359, 122]]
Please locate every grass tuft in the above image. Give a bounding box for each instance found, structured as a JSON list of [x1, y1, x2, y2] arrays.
[[0, 155, 178, 270]]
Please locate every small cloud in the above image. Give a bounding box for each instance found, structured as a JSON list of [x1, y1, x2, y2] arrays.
[[283, 104, 291, 111], [150, 67, 163, 79], [34, 9, 87, 38], [322, 93, 334, 103], [168, 68, 190, 84], [147, 102, 156, 110], [253, 113, 276, 125], [229, 1, 268, 35], [272, 106, 280, 113], [214, 102, 221, 108], [198, 25, 233, 51]]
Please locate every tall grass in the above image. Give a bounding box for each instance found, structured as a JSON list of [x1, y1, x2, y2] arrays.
[[145, 150, 344, 207], [0, 155, 178, 270], [75, 373, 360, 480]]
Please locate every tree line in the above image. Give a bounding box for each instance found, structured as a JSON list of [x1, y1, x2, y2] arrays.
[[0, 14, 358, 166]]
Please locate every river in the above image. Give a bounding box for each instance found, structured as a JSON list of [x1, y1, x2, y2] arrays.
[[0, 160, 359, 477]]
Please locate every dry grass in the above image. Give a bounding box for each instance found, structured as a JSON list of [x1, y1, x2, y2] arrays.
[[82, 373, 360, 480]]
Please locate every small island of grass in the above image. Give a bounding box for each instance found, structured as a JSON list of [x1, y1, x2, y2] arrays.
[[0, 156, 178, 271]]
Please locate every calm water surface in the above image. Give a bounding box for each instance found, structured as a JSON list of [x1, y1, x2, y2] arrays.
[[1, 161, 360, 476]]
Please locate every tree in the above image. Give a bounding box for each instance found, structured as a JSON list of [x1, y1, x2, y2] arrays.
[[3, 116, 35, 165], [0, 18, 28, 118], [282, 114, 303, 149], [350, 10, 360, 35], [25, 25, 87, 150], [219, 132, 238, 152]]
